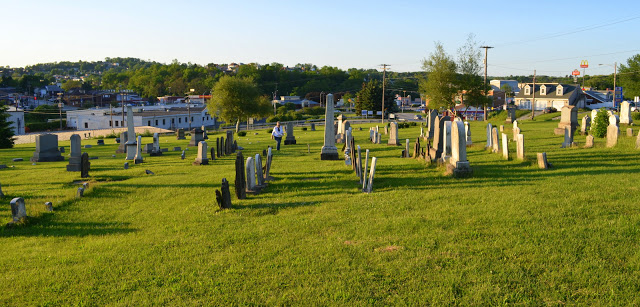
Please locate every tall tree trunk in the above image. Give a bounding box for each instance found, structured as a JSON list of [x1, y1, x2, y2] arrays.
[[235, 119, 240, 133]]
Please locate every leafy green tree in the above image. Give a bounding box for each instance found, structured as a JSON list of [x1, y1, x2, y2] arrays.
[[62, 80, 82, 91], [355, 80, 396, 115], [209, 75, 272, 132], [0, 106, 15, 148], [501, 84, 515, 104], [619, 54, 640, 98], [591, 108, 609, 138], [419, 42, 458, 112]]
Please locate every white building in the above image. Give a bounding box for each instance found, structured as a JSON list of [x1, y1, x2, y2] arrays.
[[514, 83, 585, 111], [6, 106, 25, 135], [66, 104, 215, 131]]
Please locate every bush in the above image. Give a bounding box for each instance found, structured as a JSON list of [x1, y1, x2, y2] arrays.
[[237, 131, 247, 137], [25, 120, 67, 132], [302, 127, 307, 131], [632, 112, 640, 121], [591, 108, 609, 138], [301, 106, 325, 116], [138, 130, 153, 137], [409, 122, 417, 126], [104, 132, 118, 138]]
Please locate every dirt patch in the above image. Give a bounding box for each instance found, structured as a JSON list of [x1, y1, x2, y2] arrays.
[[375, 245, 403, 252]]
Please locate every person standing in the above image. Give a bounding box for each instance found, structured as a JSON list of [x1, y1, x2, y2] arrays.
[[271, 121, 284, 150]]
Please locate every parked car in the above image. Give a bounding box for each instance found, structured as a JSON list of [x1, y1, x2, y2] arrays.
[[413, 114, 423, 120], [543, 107, 557, 114]]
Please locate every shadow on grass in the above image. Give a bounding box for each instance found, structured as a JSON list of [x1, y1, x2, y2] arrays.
[[1, 219, 137, 237], [235, 201, 320, 210]]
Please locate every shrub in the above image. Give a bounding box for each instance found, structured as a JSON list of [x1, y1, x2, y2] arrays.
[[302, 127, 307, 131], [104, 132, 118, 138], [591, 108, 609, 138], [409, 122, 417, 126], [237, 131, 247, 137], [632, 112, 640, 121], [25, 120, 66, 132]]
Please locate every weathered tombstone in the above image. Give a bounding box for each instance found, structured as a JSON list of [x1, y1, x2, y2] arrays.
[[116, 132, 128, 153], [321, 94, 339, 160], [486, 123, 493, 149], [516, 134, 525, 160], [202, 126, 209, 140], [134, 136, 144, 164], [365, 157, 377, 193], [226, 130, 234, 153], [491, 127, 500, 153], [555, 105, 578, 135], [124, 105, 137, 160], [620, 101, 633, 125], [387, 122, 399, 146], [264, 147, 274, 181], [124, 162, 129, 169], [97, 140, 105, 146], [376, 132, 381, 144], [636, 131, 640, 149], [255, 154, 265, 187], [310, 123, 316, 131], [215, 178, 232, 209], [413, 137, 421, 158], [591, 109, 599, 122], [537, 152, 550, 169], [561, 126, 574, 148], [150, 133, 162, 156], [362, 149, 370, 191], [344, 129, 352, 165], [142, 144, 153, 154], [216, 138, 221, 157], [210, 147, 216, 161], [443, 121, 452, 159], [67, 134, 82, 172], [45, 202, 53, 212], [10, 197, 27, 222], [501, 133, 509, 159], [512, 127, 521, 141], [80, 152, 90, 178], [584, 135, 594, 148], [403, 138, 410, 158], [606, 115, 619, 148], [426, 110, 438, 139], [188, 128, 205, 147], [30, 134, 64, 162], [77, 187, 84, 198], [420, 126, 424, 138], [627, 128, 634, 137], [173, 147, 181, 151], [193, 141, 209, 165], [431, 115, 448, 159], [245, 157, 257, 193], [464, 122, 472, 145], [84, 145, 92, 149], [284, 122, 297, 145], [235, 152, 246, 199], [449, 121, 472, 177], [384, 125, 388, 135], [181, 150, 185, 160], [499, 125, 504, 133], [343, 121, 351, 135], [59, 146, 65, 153], [505, 106, 516, 124], [176, 128, 186, 140], [581, 115, 591, 135]]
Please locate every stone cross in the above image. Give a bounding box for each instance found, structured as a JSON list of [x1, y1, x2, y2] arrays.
[[67, 134, 82, 172], [193, 141, 209, 165], [10, 197, 27, 222], [134, 135, 144, 164], [235, 151, 246, 199], [501, 133, 509, 159], [321, 94, 339, 160], [516, 134, 525, 160], [387, 122, 399, 145]]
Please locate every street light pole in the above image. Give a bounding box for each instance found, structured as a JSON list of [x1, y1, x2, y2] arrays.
[[599, 62, 618, 107], [481, 46, 493, 121], [57, 92, 64, 130]]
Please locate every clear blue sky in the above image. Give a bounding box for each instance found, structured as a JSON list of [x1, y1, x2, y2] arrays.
[[3, 0, 640, 77]]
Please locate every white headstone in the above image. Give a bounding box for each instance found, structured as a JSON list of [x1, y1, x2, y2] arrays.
[[516, 134, 525, 160], [501, 133, 509, 159], [246, 157, 256, 191], [134, 135, 144, 164], [450, 121, 467, 165], [620, 101, 633, 124], [321, 94, 339, 160]]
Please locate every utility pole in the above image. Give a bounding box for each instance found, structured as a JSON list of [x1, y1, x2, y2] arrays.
[[480, 46, 493, 121], [380, 64, 390, 124], [530, 70, 536, 120]]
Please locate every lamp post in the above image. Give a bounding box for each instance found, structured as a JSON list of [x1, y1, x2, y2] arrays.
[[57, 92, 64, 130], [598, 62, 617, 108]]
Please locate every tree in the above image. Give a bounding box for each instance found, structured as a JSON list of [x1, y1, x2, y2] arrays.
[[591, 108, 609, 138], [208, 75, 272, 132], [0, 106, 15, 148], [501, 84, 515, 104], [619, 54, 640, 98], [62, 80, 82, 91], [419, 42, 458, 112], [456, 34, 489, 113], [355, 80, 396, 115]]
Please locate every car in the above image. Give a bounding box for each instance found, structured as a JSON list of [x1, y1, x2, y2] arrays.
[[543, 107, 557, 114], [413, 114, 423, 120]]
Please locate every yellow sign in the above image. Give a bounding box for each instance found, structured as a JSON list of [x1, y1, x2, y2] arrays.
[[580, 60, 589, 68]]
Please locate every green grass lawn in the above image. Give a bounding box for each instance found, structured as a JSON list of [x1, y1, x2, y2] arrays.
[[1, 118, 640, 305]]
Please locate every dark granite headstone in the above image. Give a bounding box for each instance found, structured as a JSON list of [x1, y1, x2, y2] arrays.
[[80, 152, 90, 178], [235, 151, 246, 199]]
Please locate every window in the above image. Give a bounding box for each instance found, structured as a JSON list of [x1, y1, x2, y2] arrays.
[[148, 120, 151, 126], [115, 121, 119, 127], [155, 120, 158, 125], [179, 118, 181, 123], [109, 120, 112, 127], [191, 117, 194, 122], [172, 118, 175, 124], [202, 117, 204, 122], [556, 86, 563, 96], [163, 119, 166, 125], [540, 85, 546, 95], [185, 117, 188, 122], [84, 122, 88, 128], [524, 86, 530, 95], [121, 121, 124, 127]]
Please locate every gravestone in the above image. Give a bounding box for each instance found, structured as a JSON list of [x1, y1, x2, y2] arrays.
[[584, 135, 594, 148], [264, 147, 274, 181], [387, 122, 399, 146], [499, 125, 504, 132], [516, 134, 525, 160], [491, 127, 500, 153], [343, 121, 351, 136], [513, 127, 521, 141], [173, 147, 181, 151], [606, 114, 619, 148], [134, 136, 144, 164], [142, 144, 153, 154], [486, 123, 493, 149], [364, 157, 378, 193], [321, 94, 339, 160], [245, 157, 257, 193], [176, 128, 185, 140], [216, 138, 221, 157], [430, 115, 448, 159], [255, 154, 265, 187], [188, 128, 205, 147], [97, 140, 104, 146], [77, 187, 84, 198], [555, 105, 578, 135], [636, 131, 640, 149], [356, 145, 363, 184], [581, 115, 591, 135], [193, 141, 209, 165], [59, 147, 65, 153], [30, 134, 64, 162], [505, 106, 516, 124], [413, 137, 421, 158], [443, 121, 452, 159], [226, 130, 234, 153], [150, 133, 162, 156], [620, 101, 633, 125], [124, 105, 137, 160], [426, 110, 438, 139], [310, 123, 315, 131], [80, 152, 90, 178], [67, 134, 82, 172], [464, 121, 472, 145], [404, 139, 410, 158], [627, 128, 634, 137], [537, 152, 551, 169], [501, 133, 509, 159], [10, 197, 27, 222], [561, 126, 574, 148], [202, 126, 208, 140], [45, 202, 53, 212], [284, 122, 297, 145], [344, 129, 352, 165], [181, 150, 185, 160], [124, 162, 129, 169], [215, 178, 232, 209], [449, 120, 472, 177], [591, 109, 599, 122], [235, 152, 246, 199], [362, 149, 370, 191], [116, 132, 128, 153]]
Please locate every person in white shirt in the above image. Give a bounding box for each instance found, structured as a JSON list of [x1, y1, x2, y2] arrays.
[[271, 121, 284, 150]]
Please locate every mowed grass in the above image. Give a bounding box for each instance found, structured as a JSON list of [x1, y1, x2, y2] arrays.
[[1, 118, 640, 305]]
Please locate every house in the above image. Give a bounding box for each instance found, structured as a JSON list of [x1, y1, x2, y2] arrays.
[[65, 104, 216, 131], [514, 83, 585, 111], [272, 96, 319, 109], [490, 80, 520, 95]]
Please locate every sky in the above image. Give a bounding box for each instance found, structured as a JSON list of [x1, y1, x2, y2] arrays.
[[2, 0, 640, 77]]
